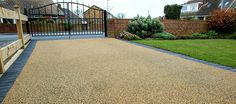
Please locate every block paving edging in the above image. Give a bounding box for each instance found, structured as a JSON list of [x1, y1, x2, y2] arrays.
[[0, 41, 36, 103], [124, 40, 236, 72]]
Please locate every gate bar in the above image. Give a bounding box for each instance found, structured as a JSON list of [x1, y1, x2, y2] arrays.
[[104, 10, 108, 37], [24, 8, 30, 34]]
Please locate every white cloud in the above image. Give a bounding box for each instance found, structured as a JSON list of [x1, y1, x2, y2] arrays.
[[54, 0, 188, 18]]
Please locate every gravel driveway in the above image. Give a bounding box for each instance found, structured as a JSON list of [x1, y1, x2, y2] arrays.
[[2, 38, 236, 104]]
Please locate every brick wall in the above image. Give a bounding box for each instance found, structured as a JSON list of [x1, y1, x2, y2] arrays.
[[107, 19, 131, 37], [0, 23, 17, 33], [107, 19, 209, 37], [162, 20, 208, 36], [0, 23, 27, 33]]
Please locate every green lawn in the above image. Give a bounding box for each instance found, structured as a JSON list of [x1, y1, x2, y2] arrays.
[[133, 39, 236, 68]]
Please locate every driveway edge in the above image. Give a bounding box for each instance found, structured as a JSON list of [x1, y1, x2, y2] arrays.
[[0, 41, 36, 103], [121, 39, 236, 72]]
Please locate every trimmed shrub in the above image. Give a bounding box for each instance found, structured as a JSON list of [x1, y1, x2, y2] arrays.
[[229, 35, 236, 39], [228, 33, 236, 39], [192, 33, 208, 39], [36, 16, 45, 25], [127, 15, 164, 38], [47, 19, 55, 24], [177, 36, 188, 39], [64, 23, 73, 31], [176, 36, 194, 40], [206, 30, 218, 36], [119, 31, 141, 40], [152, 32, 176, 40], [191, 30, 219, 39], [208, 9, 236, 33]]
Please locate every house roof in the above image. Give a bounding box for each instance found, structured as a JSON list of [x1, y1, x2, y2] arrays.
[[181, 0, 236, 17], [0, 0, 62, 16], [83, 5, 116, 18], [83, 5, 103, 15], [57, 4, 79, 18], [184, 0, 204, 4], [197, 0, 236, 15]]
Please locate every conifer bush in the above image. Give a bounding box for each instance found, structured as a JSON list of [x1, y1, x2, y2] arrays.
[[127, 15, 164, 38]]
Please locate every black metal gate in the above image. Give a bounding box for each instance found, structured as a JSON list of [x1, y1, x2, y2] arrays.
[[25, 2, 107, 37]]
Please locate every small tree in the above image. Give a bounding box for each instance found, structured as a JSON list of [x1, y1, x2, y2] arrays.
[[164, 4, 182, 19], [208, 9, 236, 33]]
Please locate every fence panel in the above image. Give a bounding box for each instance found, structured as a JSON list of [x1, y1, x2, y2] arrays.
[[0, 6, 30, 74]]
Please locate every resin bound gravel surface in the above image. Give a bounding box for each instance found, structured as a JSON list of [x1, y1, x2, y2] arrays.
[[2, 38, 236, 104]]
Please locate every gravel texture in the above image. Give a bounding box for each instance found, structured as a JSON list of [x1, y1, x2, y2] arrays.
[[2, 38, 236, 104]]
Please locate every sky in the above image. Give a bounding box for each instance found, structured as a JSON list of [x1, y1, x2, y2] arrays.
[[54, 0, 188, 18]]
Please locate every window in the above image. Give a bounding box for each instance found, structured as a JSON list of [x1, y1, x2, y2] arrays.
[[219, 3, 222, 7], [225, 2, 229, 6], [219, 1, 229, 8], [181, 5, 188, 11], [190, 3, 198, 11], [181, 3, 200, 12], [191, 6, 196, 11]]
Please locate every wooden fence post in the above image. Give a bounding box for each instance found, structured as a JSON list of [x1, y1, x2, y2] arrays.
[[14, 5, 25, 48], [0, 51, 4, 74]]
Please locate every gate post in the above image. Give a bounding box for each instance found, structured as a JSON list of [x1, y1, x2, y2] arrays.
[[67, 3, 71, 39], [14, 5, 25, 48], [104, 10, 108, 37], [24, 8, 30, 34]]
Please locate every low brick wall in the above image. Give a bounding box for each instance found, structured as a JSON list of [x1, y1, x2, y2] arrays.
[[162, 20, 208, 36], [107, 19, 209, 37], [0, 23, 17, 33], [0, 23, 27, 33], [107, 19, 131, 38]]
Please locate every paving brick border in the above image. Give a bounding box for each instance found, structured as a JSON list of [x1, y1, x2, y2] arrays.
[[124, 40, 236, 72], [0, 41, 36, 103]]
